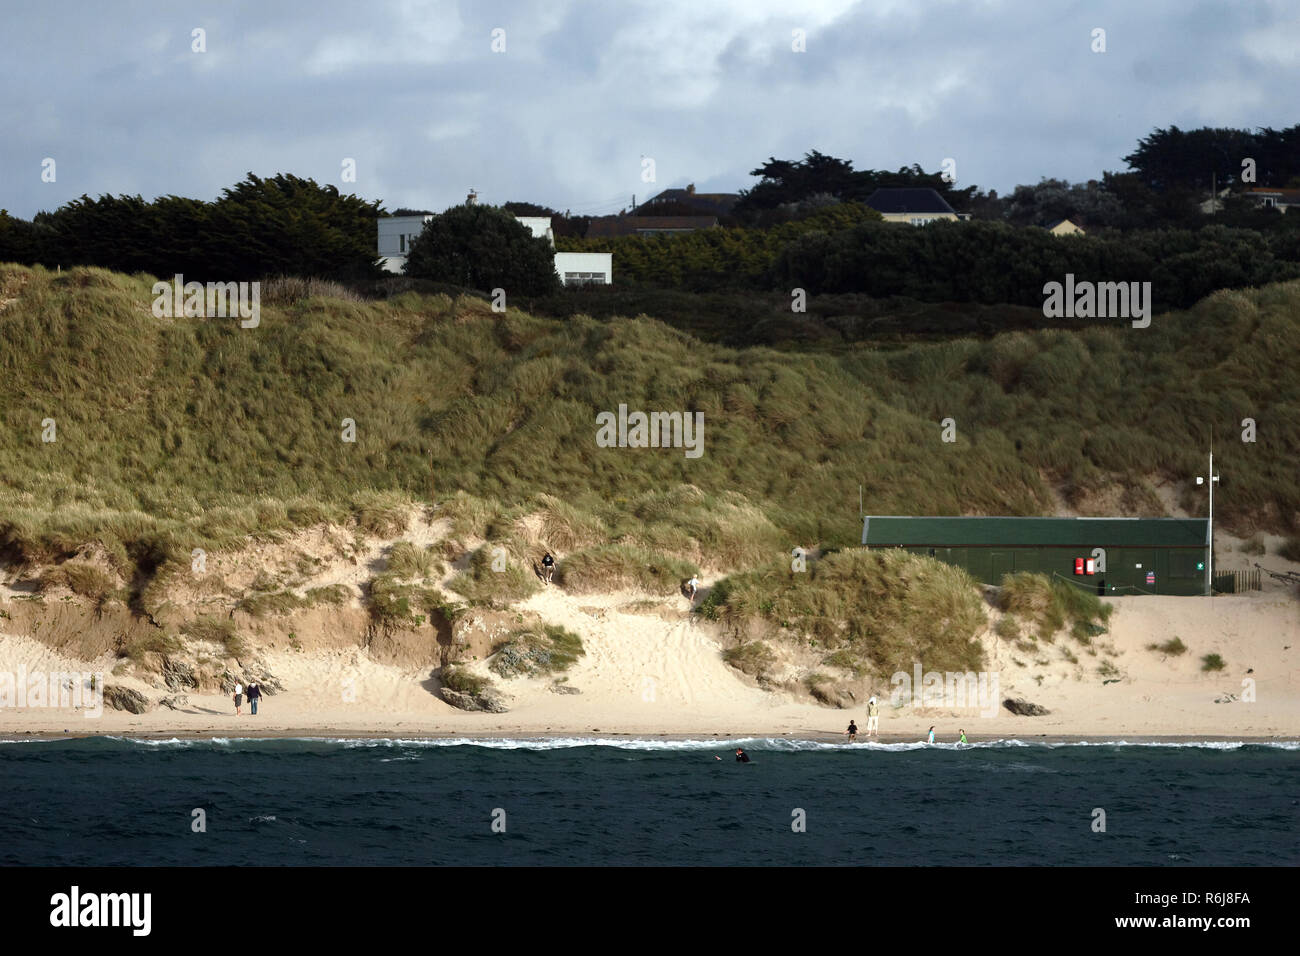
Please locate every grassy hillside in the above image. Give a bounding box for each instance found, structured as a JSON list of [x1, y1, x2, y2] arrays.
[[0, 263, 1297, 587]]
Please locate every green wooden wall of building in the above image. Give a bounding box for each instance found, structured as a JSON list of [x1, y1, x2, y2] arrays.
[[861, 516, 1210, 596]]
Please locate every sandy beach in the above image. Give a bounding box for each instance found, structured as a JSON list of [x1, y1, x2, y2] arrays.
[[3, 582, 1297, 742]]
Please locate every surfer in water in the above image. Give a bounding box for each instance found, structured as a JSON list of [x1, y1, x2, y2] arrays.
[[735, 748, 750, 763]]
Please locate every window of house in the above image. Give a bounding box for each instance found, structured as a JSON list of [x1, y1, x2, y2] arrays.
[[564, 272, 607, 286]]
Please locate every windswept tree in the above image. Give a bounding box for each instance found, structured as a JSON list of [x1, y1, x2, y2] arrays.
[[734, 150, 977, 221], [404, 203, 560, 295], [1124, 124, 1300, 193], [12, 173, 383, 280]]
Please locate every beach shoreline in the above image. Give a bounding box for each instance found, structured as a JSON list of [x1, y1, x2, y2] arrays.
[[3, 728, 1296, 745]]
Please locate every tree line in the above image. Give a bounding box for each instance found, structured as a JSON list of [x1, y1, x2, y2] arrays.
[[0, 173, 382, 281]]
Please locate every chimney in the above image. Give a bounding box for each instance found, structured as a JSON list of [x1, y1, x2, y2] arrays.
[[466, 189, 478, 205], [686, 183, 695, 195]]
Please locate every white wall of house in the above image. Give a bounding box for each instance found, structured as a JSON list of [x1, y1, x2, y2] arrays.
[[377, 215, 433, 273], [516, 217, 556, 246], [377, 214, 611, 284], [878, 212, 959, 225], [554, 251, 612, 286]]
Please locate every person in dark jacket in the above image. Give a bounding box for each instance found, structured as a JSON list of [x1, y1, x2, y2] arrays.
[[734, 748, 750, 763], [247, 680, 262, 716]]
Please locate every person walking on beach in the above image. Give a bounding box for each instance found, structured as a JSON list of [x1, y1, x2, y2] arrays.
[[927, 726, 936, 744], [541, 551, 555, 585], [846, 719, 858, 743], [866, 697, 879, 737], [247, 680, 262, 716], [233, 682, 243, 716]]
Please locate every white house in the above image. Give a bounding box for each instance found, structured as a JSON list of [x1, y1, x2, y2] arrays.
[[377, 215, 432, 273], [376, 209, 611, 286], [554, 251, 612, 285]]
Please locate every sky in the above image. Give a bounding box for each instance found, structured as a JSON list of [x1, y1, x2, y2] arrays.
[[2, 0, 1297, 219]]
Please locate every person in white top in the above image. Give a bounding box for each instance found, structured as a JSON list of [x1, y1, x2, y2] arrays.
[[686, 576, 699, 601], [233, 682, 244, 715]]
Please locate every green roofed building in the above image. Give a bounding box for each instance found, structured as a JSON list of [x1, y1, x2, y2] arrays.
[[861, 516, 1210, 596]]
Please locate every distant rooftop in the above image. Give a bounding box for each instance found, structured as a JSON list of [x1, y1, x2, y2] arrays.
[[586, 215, 719, 238], [864, 188, 957, 215]]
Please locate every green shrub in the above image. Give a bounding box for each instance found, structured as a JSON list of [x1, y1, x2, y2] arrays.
[[386, 541, 442, 580], [237, 590, 305, 617], [448, 544, 540, 608], [367, 574, 441, 628], [441, 665, 489, 696], [489, 624, 584, 678], [1146, 637, 1188, 656], [704, 549, 985, 677], [179, 616, 244, 657], [1201, 653, 1226, 672], [352, 490, 411, 537], [39, 561, 116, 604], [557, 545, 697, 595], [305, 584, 351, 606], [723, 641, 779, 679]]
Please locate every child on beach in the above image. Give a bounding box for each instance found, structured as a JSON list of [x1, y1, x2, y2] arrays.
[[927, 726, 936, 744], [233, 682, 243, 715], [846, 720, 858, 743], [958, 729, 967, 745]]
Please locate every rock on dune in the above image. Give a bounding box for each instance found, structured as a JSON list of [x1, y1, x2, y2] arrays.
[[103, 686, 152, 714], [439, 687, 510, 713]]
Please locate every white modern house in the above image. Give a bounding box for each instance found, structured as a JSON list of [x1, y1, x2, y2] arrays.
[[377, 214, 433, 273], [377, 201, 612, 286]]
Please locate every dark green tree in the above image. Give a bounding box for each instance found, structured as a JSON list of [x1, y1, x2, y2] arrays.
[[404, 204, 560, 294]]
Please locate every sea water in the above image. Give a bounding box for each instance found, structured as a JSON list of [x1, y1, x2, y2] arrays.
[[1, 736, 1296, 866]]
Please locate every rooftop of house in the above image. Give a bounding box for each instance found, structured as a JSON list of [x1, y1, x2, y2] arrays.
[[639, 184, 739, 214], [586, 215, 719, 238], [1244, 187, 1300, 202], [864, 187, 958, 215]]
